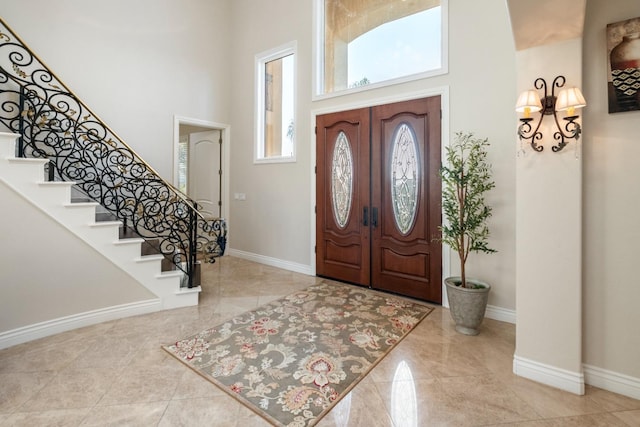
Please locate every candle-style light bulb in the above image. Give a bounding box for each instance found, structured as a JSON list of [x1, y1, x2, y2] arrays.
[[515, 90, 542, 118], [556, 87, 586, 117]]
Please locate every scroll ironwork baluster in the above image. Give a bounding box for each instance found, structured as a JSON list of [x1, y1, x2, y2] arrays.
[[0, 17, 227, 286], [17, 85, 24, 157]]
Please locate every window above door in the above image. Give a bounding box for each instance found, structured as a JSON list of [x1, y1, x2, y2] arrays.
[[314, 0, 448, 99]]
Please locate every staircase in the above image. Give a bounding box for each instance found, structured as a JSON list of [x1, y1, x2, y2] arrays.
[[0, 17, 226, 346], [0, 132, 199, 308]]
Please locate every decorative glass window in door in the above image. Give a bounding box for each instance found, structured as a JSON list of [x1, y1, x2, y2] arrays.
[[391, 123, 419, 235], [177, 136, 188, 194], [331, 131, 353, 228]]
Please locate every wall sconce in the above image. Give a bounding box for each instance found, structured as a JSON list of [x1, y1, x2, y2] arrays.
[[515, 75, 586, 153]]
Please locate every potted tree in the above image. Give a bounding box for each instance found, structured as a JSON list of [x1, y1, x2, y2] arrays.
[[440, 132, 496, 335]]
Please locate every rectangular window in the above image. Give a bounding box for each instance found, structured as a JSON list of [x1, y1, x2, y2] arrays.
[[256, 42, 296, 163], [314, 0, 447, 98]]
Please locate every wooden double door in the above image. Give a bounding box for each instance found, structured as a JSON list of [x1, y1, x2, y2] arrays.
[[316, 96, 442, 303]]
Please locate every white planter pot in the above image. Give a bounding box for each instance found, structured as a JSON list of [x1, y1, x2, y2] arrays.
[[445, 277, 491, 336]]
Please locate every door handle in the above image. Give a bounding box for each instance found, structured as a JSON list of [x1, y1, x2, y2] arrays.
[[372, 207, 378, 228], [363, 206, 369, 226]]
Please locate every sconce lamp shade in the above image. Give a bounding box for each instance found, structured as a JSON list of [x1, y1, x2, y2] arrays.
[[517, 75, 584, 153], [555, 87, 587, 115], [515, 90, 543, 118]]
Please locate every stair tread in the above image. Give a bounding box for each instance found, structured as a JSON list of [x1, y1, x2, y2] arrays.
[[157, 271, 184, 279], [119, 227, 139, 239], [136, 254, 165, 262], [7, 157, 48, 164], [65, 202, 99, 208], [176, 286, 202, 294], [95, 212, 118, 222], [113, 238, 145, 245], [37, 181, 76, 186], [90, 221, 122, 227]]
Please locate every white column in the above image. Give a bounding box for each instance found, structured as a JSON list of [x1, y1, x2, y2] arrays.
[[513, 38, 584, 395]]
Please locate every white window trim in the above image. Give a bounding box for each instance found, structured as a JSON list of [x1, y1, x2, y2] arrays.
[[254, 41, 297, 164], [312, 0, 449, 101]]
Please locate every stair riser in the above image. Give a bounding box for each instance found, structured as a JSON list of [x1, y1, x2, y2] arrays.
[[35, 204, 97, 229], [0, 178, 73, 209], [0, 132, 19, 157], [130, 259, 164, 278], [110, 240, 146, 260], [37, 183, 73, 202], [3, 159, 49, 182]]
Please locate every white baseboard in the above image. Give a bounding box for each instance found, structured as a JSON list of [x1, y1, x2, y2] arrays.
[[584, 364, 640, 400], [0, 299, 161, 350], [485, 304, 516, 324], [228, 251, 518, 325], [226, 248, 314, 276], [513, 355, 585, 395]]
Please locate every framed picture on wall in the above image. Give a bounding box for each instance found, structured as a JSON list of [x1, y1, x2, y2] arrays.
[[607, 17, 640, 113]]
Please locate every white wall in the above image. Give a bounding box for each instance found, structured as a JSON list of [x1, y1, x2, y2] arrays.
[[0, 0, 232, 180], [582, 0, 640, 380], [228, 0, 315, 268], [446, 0, 517, 311], [0, 183, 155, 332], [228, 0, 518, 311]]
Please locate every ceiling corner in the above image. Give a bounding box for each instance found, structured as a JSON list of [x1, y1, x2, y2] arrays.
[[507, 0, 586, 51]]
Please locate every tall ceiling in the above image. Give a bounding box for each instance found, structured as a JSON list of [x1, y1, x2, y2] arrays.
[[507, 0, 586, 51]]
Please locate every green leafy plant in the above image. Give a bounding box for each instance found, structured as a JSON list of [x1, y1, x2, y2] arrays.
[[440, 132, 496, 288], [349, 76, 370, 88]]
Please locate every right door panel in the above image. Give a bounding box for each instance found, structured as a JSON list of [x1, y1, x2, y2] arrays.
[[370, 97, 442, 302]]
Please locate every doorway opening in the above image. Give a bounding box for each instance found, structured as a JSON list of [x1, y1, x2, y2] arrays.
[[315, 96, 442, 303], [173, 116, 230, 222]]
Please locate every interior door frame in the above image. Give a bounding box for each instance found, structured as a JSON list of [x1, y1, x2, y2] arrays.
[[173, 115, 231, 225], [310, 86, 453, 306]]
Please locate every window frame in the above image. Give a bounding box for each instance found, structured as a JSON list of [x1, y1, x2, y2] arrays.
[[254, 41, 297, 164], [312, 0, 448, 100]]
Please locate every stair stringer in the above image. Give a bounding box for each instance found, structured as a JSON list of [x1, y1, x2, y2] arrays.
[[0, 132, 200, 310]]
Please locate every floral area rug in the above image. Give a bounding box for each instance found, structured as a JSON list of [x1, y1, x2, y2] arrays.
[[163, 281, 433, 426]]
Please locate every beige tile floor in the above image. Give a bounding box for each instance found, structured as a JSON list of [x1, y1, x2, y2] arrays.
[[1, 256, 639, 426]]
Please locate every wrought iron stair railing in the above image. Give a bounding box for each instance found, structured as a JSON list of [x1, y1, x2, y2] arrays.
[[0, 17, 226, 288]]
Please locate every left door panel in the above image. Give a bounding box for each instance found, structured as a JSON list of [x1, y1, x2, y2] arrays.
[[316, 107, 370, 286]]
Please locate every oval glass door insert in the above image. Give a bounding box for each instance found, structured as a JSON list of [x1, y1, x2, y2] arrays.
[[331, 131, 353, 228], [391, 123, 420, 235]]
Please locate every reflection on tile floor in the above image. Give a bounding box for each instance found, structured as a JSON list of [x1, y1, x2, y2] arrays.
[[1, 256, 639, 426]]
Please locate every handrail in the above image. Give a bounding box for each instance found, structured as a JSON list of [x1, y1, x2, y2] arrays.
[[0, 16, 226, 287]]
